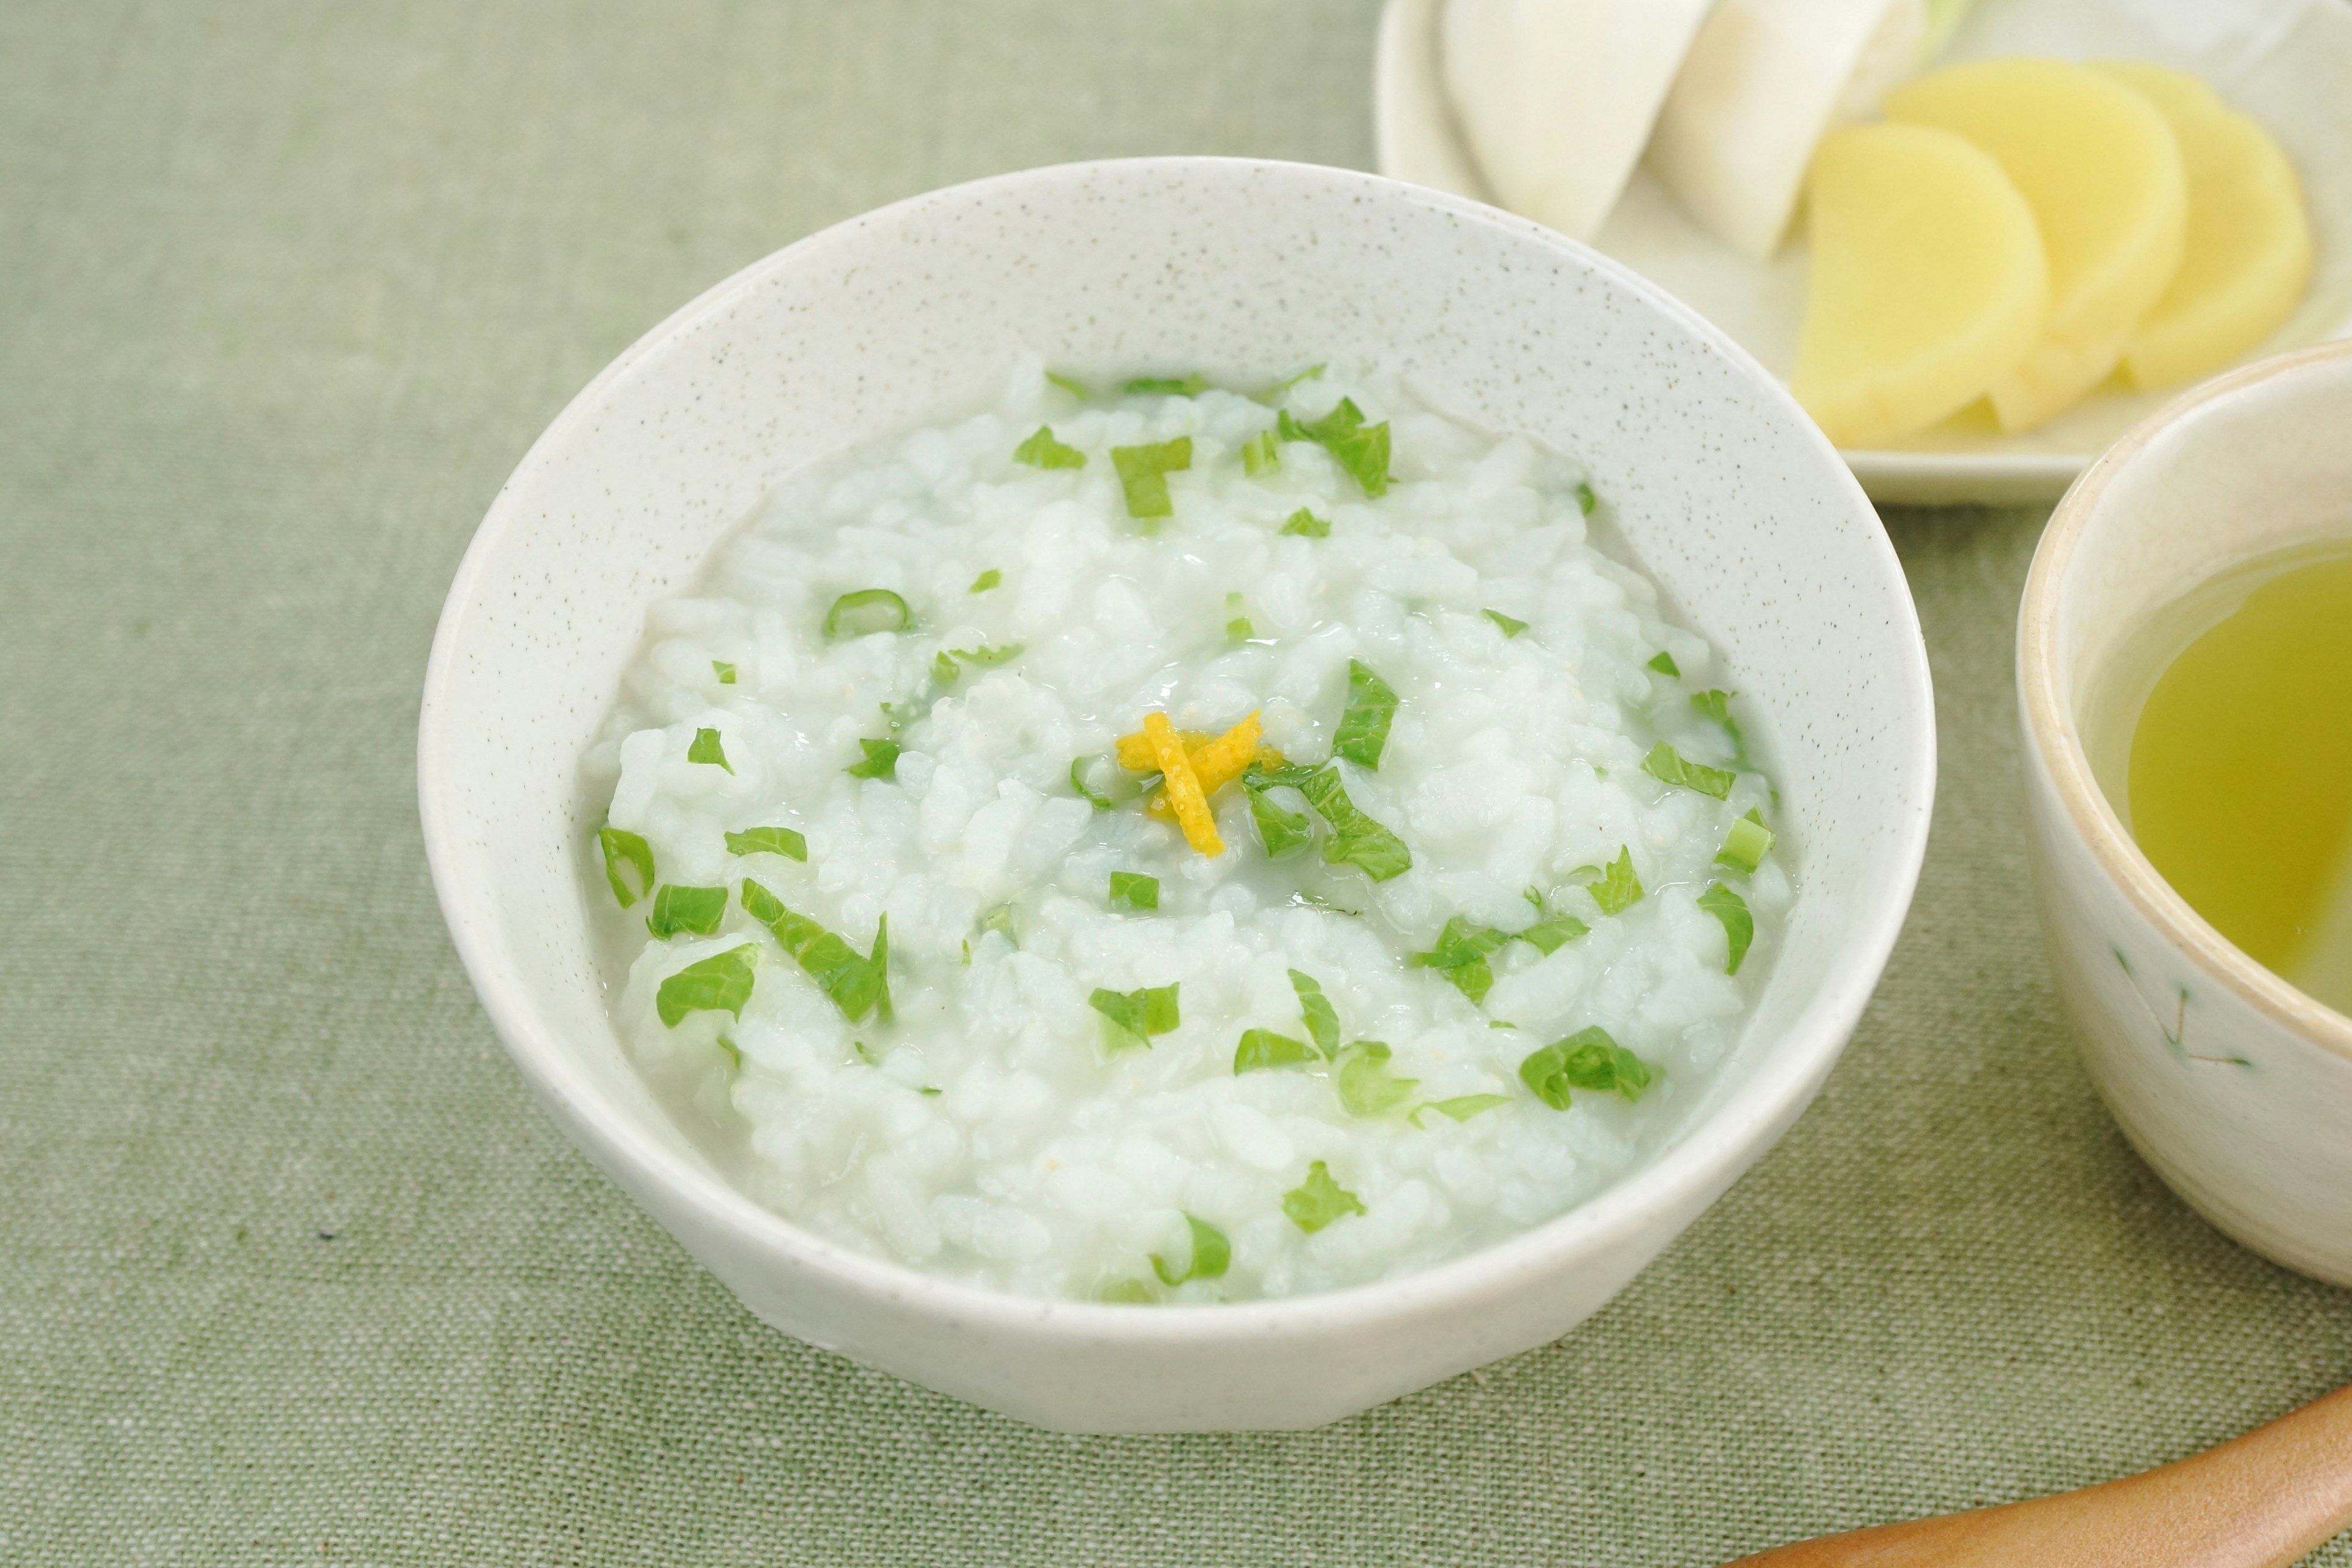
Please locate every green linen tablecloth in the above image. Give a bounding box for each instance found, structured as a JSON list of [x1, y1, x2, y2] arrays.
[[2, 1, 2345, 1562]]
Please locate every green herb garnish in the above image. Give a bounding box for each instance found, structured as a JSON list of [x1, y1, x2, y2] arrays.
[[1520, 1025, 1653, 1109], [968, 568, 1001, 594], [1333, 659, 1399, 770], [1226, 590, 1254, 641], [1294, 766, 1411, 881], [654, 944, 759, 1028], [1109, 871, 1159, 911], [1071, 756, 1115, 811], [1242, 431, 1280, 477], [1014, 426, 1086, 469], [1518, 911, 1591, 954], [1647, 652, 1679, 678], [1150, 1214, 1231, 1286], [687, 728, 733, 774], [1409, 1093, 1510, 1127], [1281, 1161, 1365, 1233], [1591, 846, 1643, 916], [1288, 968, 1340, 1058], [823, 588, 912, 639], [1336, 1040, 1418, 1118], [1575, 481, 1598, 516], [1045, 371, 1091, 400], [1234, 1028, 1316, 1074], [646, 884, 728, 939], [1110, 437, 1193, 521], [1408, 915, 1517, 1004], [1279, 508, 1330, 538], [1697, 883, 1754, 974], [724, 826, 807, 862], [1483, 609, 1528, 638], [1124, 374, 1208, 397], [741, 880, 891, 1023], [1090, 982, 1181, 1052], [979, 905, 1016, 944], [1716, 809, 1774, 876], [1691, 690, 1751, 768], [712, 660, 737, 684], [1255, 363, 1325, 404], [1642, 742, 1735, 800], [717, 1035, 741, 1069], [845, 737, 900, 780], [1245, 781, 1314, 858], [597, 825, 656, 908], [948, 643, 1023, 671], [1278, 397, 1390, 497]]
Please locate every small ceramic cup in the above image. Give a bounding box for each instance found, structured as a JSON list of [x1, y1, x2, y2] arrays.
[[2019, 339, 2352, 1287]]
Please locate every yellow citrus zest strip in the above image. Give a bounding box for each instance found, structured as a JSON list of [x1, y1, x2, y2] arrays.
[[1144, 711, 1223, 856], [1116, 729, 1205, 771], [1147, 714, 1276, 821]]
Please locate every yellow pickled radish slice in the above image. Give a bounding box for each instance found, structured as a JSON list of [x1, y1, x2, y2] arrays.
[[1790, 123, 2048, 449], [2090, 61, 2313, 391], [1884, 56, 2185, 432]]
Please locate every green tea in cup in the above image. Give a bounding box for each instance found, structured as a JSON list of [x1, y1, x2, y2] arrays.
[[2086, 540, 2352, 1016]]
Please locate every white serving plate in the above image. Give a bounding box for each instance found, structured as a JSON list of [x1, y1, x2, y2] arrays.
[[1377, 0, 2352, 505]]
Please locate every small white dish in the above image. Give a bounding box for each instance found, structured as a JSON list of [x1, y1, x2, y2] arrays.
[[1376, 0, 2352, 506], [420, 157, 1934, 1432], [2019, 339, 2352, 1287]]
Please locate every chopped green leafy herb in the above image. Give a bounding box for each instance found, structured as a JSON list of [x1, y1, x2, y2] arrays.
[[931, 650, 960, 685], [919, 1085, 942, 1096], [741, 880, 891, 1023], [1278, 398, 1390, 497], [654, 944, 759, 1028], [1483, 608, 1528, 638], [1109, 871, 1159, 911], [1234, 1028, 1316, 1074], [716, 1035, 741, 1069], [1124, 374, 1208, 397], [597, 825, 656, 908], [1294, 766, 1412, 881], [1243, 777, 1314, 858], [1518, 912, 1592, 954], [1643, 742, 1735, 800], [1336, 1040, 1418, 1118], [1409, 916, 1517, 1004], [723, 826, 807, 862], [1226, 614, 1254, 641], [950, 643, 1023, 669], [1090, 982, 1181, 1051], [1242, 430, 1280, 477], [968, 568, 1001, 594], [1013, 426, 1086, 469], [1279, 507, 1330, 538], [1281, 1161, 1366, 1233], [1256, 363, 1325, 404], [853, 1039, 880, 1066], [687, 727, 733, 774], [1409, 1093, 1510, 1127], [646, 884, 728, 939], [979, 905, 1016, 944], [1110, 437, 1193, 521], [1716, 809, 1774, 875], [822, 587, 912, 639], [1697, 882, 1754, 974], [1647, 651, 1680, 678], [1150, 1214, 1231, 1286], [1044, 371, 1091, 400], [1071, 756, 1115, 811], [1691, 690, 1752, 769], [1591, 846, 1643, 916], [1522, 1025, 1654, 1109], [845, 737, 900, 780], [1488, 1020, 1519, 1030], [1288, 969, 1340, 1058], [1575, 481, 1598, 516], [712, 660, 737, 684], [1333, 659, 1400, 770]]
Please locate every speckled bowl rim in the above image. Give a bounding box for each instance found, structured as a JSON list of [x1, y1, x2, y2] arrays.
[[423, 157, 1934, 1343], [2019, 337, 2352, 1066]]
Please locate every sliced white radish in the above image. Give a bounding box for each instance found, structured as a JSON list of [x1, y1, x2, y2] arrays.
[[1647, 0, 1929, 260], [1441, 0, 1716, 242]]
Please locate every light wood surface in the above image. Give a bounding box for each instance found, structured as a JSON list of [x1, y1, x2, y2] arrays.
[[1730, 1384, 2352, 1567]]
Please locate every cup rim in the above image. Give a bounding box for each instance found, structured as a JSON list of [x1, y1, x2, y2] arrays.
[[2018, 337, 2352, 1065], [421, 154, 1938, 1343]]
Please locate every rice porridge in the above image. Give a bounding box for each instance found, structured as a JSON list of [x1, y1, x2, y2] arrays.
[[583, 361, 1792, 1303]]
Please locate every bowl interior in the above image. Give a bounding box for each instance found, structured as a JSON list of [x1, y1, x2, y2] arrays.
[[421, 158, 1935, 1304]]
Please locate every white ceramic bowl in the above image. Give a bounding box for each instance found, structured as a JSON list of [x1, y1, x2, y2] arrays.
[[420, 157, 1935, 1432], [2019, 339, 2352, 1286]]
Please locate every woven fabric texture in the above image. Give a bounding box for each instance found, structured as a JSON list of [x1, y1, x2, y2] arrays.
[[1, 1, 2345, 1562]]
